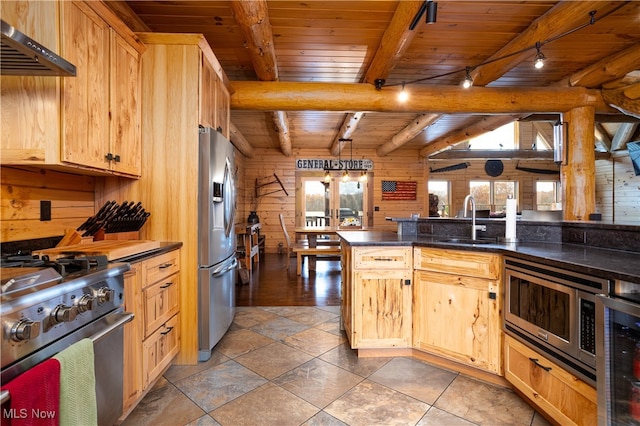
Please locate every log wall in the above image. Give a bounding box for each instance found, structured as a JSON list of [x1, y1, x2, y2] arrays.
[[1, 167, 95, 242], [596, 154, 640, 222]]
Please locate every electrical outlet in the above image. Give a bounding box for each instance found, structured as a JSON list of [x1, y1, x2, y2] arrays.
[[40, 200, 51, 221], [374, 206, 380, 211]]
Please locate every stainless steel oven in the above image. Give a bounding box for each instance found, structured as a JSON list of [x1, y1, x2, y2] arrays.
[[504, 257, 609, 386], [597, 280, 640, 425]]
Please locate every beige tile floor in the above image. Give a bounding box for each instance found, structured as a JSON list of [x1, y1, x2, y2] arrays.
[[122, 306, 552, 426]]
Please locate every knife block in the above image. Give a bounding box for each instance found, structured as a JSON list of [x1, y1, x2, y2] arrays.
[[94, 229, 140, 241]]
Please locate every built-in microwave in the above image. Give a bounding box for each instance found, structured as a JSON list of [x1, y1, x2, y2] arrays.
[[504, 257, 609, 386]]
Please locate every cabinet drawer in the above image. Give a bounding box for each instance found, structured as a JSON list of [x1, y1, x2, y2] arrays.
[[142, 250, 180, 288], [414, 248, 501, 279], [504, 335, 596, 426], [143, 273, 180, 338], [142, 314, 180, 389], [353, 247, 412, 270]]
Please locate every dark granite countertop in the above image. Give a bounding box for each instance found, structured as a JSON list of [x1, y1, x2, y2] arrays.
[[115, 241, 183, 263], [337, 231, 640, 284]]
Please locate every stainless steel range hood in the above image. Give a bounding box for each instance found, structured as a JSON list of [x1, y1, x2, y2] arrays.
[[1, 19, 76, 77]]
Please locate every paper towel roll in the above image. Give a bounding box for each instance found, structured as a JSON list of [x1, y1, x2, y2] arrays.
[[505, 198, 517, 242]]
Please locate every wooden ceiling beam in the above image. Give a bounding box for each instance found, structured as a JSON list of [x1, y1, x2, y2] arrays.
[[611, 122, 639, 152], [230, 81, 608, 113], [419, 115, 521, 158], [331, 1, 423, 155], [231, 0, 292, 156], [602, 81, 640, 120], [377, 114, 440, 157], [330, 112, 364, 156], [229, 122, 255, 158], [569, 43, 640, 89], [382, 1, 607, 156], [471, 1, 608, 86], [594, 123, 612, 153], [272, 111, 292, 157]]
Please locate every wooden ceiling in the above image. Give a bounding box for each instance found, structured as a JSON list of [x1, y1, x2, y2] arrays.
[[106, 1, 640, 157]]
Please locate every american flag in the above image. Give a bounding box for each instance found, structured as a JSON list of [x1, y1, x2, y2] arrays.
[[382, 180, 417, 200]]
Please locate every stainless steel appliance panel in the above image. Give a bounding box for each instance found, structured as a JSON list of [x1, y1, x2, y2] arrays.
[[198, 255, 237, 361], [198, 127, 237, 267], [197, 127, 237, 361], [597, 293, 640, 425]]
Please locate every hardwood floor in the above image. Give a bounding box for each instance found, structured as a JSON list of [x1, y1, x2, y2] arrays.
[[236, 252, 341, 306]]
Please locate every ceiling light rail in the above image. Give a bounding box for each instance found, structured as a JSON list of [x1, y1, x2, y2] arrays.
[[379, 4, 627, 92]]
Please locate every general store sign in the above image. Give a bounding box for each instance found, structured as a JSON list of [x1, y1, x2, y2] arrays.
[[295, 159, 374, 171]]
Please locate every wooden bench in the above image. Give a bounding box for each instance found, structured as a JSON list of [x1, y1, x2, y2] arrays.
[[292, 246, 342, 275]]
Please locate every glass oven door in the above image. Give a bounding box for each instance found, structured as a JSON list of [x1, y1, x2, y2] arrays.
[[597, 294, 640, 425]]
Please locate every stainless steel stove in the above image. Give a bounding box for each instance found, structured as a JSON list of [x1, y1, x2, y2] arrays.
[[0, 253, 132, 426]]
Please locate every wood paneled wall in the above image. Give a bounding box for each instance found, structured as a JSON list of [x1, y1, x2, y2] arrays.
[[427, 158, 560, 215], [240, 148, 426, 253], [1, 167, 95, 242], [596, 154, 640, 222]]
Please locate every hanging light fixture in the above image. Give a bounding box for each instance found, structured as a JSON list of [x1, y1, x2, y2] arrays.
[[534, 42, 546, 69], [397, 81, 408, 102], [323, 139, 370, 184], [461, 67, 473, 89]]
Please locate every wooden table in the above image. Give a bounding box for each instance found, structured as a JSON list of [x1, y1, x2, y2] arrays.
[[294, 226, 340, 271], [236, 222, 261, 272]]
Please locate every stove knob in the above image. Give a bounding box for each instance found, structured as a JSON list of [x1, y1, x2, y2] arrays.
[[76, 294, 95, 313], [96, 287, 114, 303], [11, 319, 41, 342], [52, 304, 78, 323]]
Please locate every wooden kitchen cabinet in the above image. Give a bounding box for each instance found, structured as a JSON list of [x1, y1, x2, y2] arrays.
[[413, 248, 503, 375], [343, 246, 413, 349], [0, 0, 145, 177], [121, 249, 181, 418], [504, 335, 597, 426], [98, 32, 233, 366], [199, 42, 231, 138]]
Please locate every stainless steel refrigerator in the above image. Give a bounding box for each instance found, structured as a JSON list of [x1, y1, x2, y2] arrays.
[[198, 127, 237, 362]]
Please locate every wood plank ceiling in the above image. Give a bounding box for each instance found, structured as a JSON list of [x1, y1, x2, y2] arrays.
[[107, 1, 640, 157]]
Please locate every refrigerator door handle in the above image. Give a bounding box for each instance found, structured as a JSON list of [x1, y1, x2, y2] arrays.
[[211, 257, 238, 278]]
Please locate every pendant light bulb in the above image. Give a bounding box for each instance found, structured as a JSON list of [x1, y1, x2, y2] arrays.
[[359, 171, 368, 183], [461, 67, 473, 89], [324, 170, 331, 183], [534, 42, 546, 69], [342, 170, 350, 182], [398, 82, 409, 102]]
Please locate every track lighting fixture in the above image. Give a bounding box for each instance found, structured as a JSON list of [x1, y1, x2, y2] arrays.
[[409, 0, 438, 30], [534, 42, 546, 69], [461, 67, 473, 89], [381, 8, 618, 92], [426, 1, 437, 24]]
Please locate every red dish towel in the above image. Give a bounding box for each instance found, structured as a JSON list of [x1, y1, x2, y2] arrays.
[[1, 358, 61, 426]]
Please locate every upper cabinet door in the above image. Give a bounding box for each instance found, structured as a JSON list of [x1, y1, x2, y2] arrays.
[[60, 1, 110, 170], [110, 30, 142, 176], [199, 56, 217, 129]]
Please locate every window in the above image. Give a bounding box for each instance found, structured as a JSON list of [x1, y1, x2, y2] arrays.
[[468, 122, 516, 150], [536, 181, 562, 210], [299, 173, 369, 228], [469, 180, 517, 212], [428, 180, 450, 217]]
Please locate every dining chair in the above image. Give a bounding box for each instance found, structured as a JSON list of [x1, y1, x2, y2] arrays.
[[278, 213, 308, 270]]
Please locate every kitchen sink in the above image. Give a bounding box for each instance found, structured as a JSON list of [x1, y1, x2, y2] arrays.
[[435, 237, 497, 244]]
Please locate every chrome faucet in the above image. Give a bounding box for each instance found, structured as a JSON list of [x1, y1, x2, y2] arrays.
[[463, 194, 487, 240]]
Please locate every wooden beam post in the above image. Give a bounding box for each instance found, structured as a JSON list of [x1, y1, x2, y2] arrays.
[[562, 106, 596, 221]]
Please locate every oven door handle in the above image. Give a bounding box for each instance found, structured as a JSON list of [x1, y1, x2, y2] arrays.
[[89, 312, 134, 343]]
